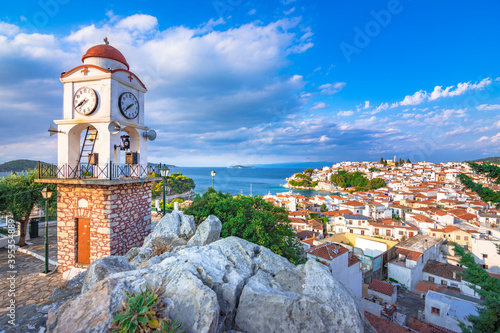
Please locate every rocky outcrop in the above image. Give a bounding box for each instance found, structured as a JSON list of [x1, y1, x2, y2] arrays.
[[45, 212, 364, 333], [81, 256, 134, 293], [187, 215, 222, 247]]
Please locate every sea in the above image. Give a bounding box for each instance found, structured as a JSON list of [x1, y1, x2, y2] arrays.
[[1, 166, 334, 197], [171, 167, 333, 197]]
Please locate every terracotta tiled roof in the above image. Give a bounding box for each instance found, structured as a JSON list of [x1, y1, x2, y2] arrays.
[[423, 260, 464, 281], [82, 44, 129, 69], [301, 237, 315, 246], [289, 217, 306, 222], [408, 317, 456, 333], [396, 248, 422, 261], [368, 279, 395, 297], [295, 230, 319, 240], [364, 311, 410, 333], [414, 281, 442, 295], [305, 243, 348, 261], [322, 209, 353, 216], [342, 200, 365, 207], [443, 225, 460, 233], [348, 254, 361, 267]]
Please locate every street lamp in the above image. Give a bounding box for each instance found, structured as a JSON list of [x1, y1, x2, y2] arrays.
[[211, 170, 216, 189], [159, 165, 170, 215], [41, 186, 53, 274]]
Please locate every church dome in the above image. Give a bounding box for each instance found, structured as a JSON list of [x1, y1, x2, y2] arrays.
[[82, 44, 129, 70]]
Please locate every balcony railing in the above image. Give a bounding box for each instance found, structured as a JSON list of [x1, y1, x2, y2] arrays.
[[37, 161, 162, 180]]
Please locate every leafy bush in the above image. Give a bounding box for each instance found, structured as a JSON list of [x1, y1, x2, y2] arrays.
[[458, 173, 500, 207], [185, 188, 305, 265], [151, 172, 195, 199], [112, 284, 182, 333], [330, 171, 385, 191]]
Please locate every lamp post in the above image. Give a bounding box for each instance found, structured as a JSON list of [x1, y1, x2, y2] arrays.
[[159, 165, 170, 215], [41, 186, 53, 274], [211, 170, 216, 189]]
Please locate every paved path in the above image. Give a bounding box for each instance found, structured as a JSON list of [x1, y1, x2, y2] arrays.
[[0, 225, 63, 317]]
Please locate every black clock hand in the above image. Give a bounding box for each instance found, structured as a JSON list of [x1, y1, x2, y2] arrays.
[[124, 103, 134, 112], [76, 99, 88, 110]]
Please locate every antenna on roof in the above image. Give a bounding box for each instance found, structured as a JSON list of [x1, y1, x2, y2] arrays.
[[103, 37, 109, 45]]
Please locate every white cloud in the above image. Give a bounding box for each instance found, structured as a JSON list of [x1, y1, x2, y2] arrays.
[[0, 16, 317, 165], [364, 101, 370, 109], [492, 132, 500, 143], [319, 82, 345, 95], [371, 102, 388, 114], [115, 14, 158, 33], [477, 136, 489, 142], [390, 78, 494, 108], [477, 104, 500, 111], [440, 126, 470, 138], [310, 102, 327, 110], [0, 22, 20, 36], [429, 78, 492, 101], [248, 9, 256, 15], [284, 7, 296, 15], [399, 90, 428, 106], [337, 110, 354, 117]]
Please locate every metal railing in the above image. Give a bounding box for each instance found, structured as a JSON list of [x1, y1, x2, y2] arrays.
[[37, 161, 162, 180]]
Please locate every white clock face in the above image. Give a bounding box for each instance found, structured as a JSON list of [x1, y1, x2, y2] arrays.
[[119, 92, 139, 119], [73, 87, 98, 115]]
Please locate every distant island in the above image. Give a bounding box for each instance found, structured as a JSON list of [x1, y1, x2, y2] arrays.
[[471, 156, 500, 164], [0, 159, 46, 172], [148, 163, 178, 169], [228, 165, 255, 169]]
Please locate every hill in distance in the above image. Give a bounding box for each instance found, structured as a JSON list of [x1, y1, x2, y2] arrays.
[[471, 156, 500, 164], [0, 159, 45, 172]]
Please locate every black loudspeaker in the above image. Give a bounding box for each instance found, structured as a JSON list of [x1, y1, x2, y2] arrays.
[[88, 153, 98, 165], [126, 152, 138, 165]]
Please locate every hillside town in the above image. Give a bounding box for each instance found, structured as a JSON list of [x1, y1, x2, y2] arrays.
[[262, 159, 500, 332]]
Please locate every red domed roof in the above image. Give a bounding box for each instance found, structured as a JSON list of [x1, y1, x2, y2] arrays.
[[82, 44, 129, 70]]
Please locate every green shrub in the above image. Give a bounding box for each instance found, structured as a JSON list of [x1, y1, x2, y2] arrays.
[[112, 284, 183, 333]]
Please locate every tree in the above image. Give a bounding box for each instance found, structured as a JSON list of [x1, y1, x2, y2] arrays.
[[0, 171, 56, 246], [320, 204, 327, 212], [303, 168, 314, 176], [330, 171, 385, 191], [151, 172, 195, 199], [185, 188, 304, 264], [406, 158, 411, 163], [458, 173, 500, 207], [454, 244, 500, 333], [368, 178, 386, 190], [380, 157, 384, 164]]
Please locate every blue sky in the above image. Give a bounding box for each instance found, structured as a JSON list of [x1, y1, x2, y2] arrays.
[[0, 0, 499, 166]]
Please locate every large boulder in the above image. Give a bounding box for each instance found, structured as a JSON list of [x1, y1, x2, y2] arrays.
[[126, 211, 195, 268], [81, 256, 134, 293], [187, 215, 222, 247], [47, 236, 364, 333], [144, 211, 195, 246]]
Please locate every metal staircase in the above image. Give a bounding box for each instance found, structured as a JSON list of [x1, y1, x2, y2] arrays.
[[73, 127, 98, 178]]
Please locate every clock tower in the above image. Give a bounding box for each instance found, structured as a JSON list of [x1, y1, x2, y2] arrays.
[[36, 39, 162, 272], [56, 38, 152, 177]]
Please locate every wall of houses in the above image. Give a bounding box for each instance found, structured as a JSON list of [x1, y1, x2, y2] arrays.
[[57, 181, 153, 272], [368, 288, 396, 304], [470, 237, 500, 274], [388, 260, 421, 291], [422, 272, 480, 299], [424, 291, 478, 333]]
